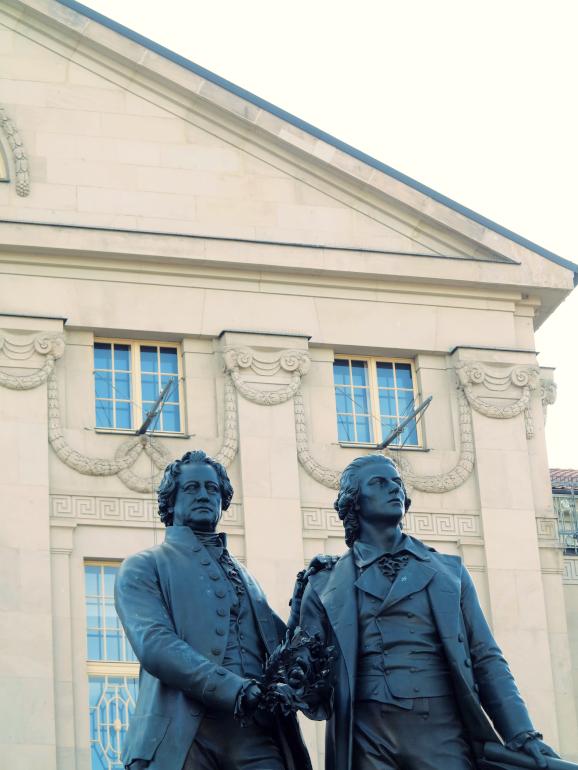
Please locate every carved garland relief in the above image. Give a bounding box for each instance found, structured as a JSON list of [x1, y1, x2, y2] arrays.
[[0, 333, 550, 498], [0, 107, 30, 196]]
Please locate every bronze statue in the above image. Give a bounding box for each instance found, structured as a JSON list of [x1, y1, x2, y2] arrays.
[[114, 450, 311, 770], [293, 453, 561, 770]]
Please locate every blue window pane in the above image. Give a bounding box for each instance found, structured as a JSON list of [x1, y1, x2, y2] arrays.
[[353, 388, 369, 414], [397, 389, 415, 415], [87, 629, 105, 660], [379, 391, 397, 417], [103, 567, 117, 597], [335, 387, 351, 414], [114, 371, 131, 400], [105, 598, 121, 630], [161, 375, 179, 401], [333, 359, 350, 386], [140, 346, 158, 373], [401, 419, 418, 446], [160, 347, 178, 374], [351, 360, 368, 386], [395, 363, 413, 389], [380, 417, 397, 437], [161, 404, 180, 433], [95, 400, 113, 428], [113, 344, 131, 371], [94, 343, 112, 370], [127, 678, 139, 702], [106, 631, 123, 661], [91, 742, 108, 770], [356, 417, 373, 443], [115, 401, 132, 430], [337, 414, 355, 442], [89, 676, 105, 707], [94, 371, 112, 399], [141, 373, 159, 402], [86, 597, 102, 628], [376, 361, 394, 388], [85, 565, 102, 597]]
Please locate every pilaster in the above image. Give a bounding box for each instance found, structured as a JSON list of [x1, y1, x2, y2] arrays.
[[0, 316, 64, 769]]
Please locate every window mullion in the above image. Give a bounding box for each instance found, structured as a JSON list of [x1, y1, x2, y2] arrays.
[[368, 359, 381, 445], [133, 343, 142, 431]]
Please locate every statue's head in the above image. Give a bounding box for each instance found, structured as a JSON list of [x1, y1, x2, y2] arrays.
[[157, 450, 234, 531], [334, 454, 411, 547]]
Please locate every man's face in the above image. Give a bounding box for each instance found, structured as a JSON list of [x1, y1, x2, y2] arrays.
[[356, 461, 405, 530], [172, 463, 222, 532]]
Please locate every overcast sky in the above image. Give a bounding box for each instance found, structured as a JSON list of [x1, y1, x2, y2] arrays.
[[86, 0, 578, 468]]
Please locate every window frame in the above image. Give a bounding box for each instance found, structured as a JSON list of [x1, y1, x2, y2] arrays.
[[333, 355, 423, 448], [84, 560, 139, 770], [93, 337, 184, 436]]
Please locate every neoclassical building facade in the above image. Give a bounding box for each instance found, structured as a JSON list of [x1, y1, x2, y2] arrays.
[[1, 1, 578, 767]]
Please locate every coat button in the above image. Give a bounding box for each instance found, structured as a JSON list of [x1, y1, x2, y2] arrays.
[[410, 630, 415, 634], [465, 659, 471, 667], [216, 590, 225, 598], [216, 627, 225, 636], [409, 595, 414, 600], [190, 706, 200, 716], [383, 651, 389, 656], [193, 545, 201, 552], [216, 667, 227, 675], [210, 572, 219, 580], [201, 558, 210, 566], [474, 684, 479, 692], [407, 612, 413, 618], [206, 682, 216, 692], [212, 647, 221, 656], [411, 668, 417, 673], [386, 670, 391, 675], [414, 686, 420, 693], [458, 633, 464, 643], [218, 608, 226, 617]]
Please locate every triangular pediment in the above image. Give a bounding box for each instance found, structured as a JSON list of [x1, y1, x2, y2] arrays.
[[0, 0, 575, 327]]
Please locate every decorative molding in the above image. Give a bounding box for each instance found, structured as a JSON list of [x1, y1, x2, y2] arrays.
[[222, 345, 310, 406], [0, 331, 64, 389], [540, 379, 557, 425], [536, 517, 559, 542], [302, 507, 481, 540], [455, 361, 540, 439], [50, 494, 244, 530], [295, 384, 475, 495], [563, 558, 578, 584], [213, 374, 239, 468], [50, 546, 73, 556], [0, 106, 30, 196]]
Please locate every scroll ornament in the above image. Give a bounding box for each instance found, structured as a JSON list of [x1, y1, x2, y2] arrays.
[[0, 331, 65, 388], [454, 361, 540, 439], [0, 106, 30, 196], [540, 379, 557, 425], [222, 346, 311, 405]]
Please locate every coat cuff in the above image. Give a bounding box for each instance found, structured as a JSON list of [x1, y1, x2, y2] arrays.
[[199, 668, 247, 712], [505, 731, 543, 751]]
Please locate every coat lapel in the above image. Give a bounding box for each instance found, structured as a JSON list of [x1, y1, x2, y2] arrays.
[[380, 559, 437, 612], [310, 550, 358, 693], [354, 561, 392, 602]]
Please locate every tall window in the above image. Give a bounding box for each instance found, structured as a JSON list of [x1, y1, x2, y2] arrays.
[[94, 339, 182, 433], [333, 357, 421, 447], [85, 562, 139, 770]]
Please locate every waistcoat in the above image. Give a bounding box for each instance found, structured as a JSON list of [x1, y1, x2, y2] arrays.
[[355, 558, 454, 704]]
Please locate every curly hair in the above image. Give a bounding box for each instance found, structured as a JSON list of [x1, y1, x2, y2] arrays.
[[157, 450, 234, 527], [334, 454, 411, 547]]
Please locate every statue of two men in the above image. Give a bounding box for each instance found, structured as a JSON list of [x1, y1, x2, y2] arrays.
[[115, 450, 560, 770]]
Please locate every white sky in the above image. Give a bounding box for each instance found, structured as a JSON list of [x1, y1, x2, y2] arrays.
[[87, 0, 578, 468]]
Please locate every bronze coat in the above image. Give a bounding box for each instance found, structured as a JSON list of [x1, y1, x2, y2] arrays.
[[115, 526, 312, 770], [299, 538, 535, 770]]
